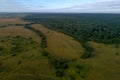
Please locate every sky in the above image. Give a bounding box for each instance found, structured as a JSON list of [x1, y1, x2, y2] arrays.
[[0, 0, 120, 13]]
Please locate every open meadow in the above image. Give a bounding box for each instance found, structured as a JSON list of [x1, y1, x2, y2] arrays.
[[0, 14, 120, 80]]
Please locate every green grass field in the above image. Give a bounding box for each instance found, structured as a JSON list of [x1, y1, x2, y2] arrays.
[[0, 18, 120, 80]]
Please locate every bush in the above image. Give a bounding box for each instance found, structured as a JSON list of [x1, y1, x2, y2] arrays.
[[55, 69, 64, 77], [11, 46, 23, 53], [0, 40, 4, 43], [50, 59, 69, 78], [41, 51, 50, 57], [28, 37, 32, 39], [11, 53, 17, 57], [81, 75, 85, 78], [81, 42, 93, 59], [0, 46, 3, 51], [76, 65, 82, 74], [69, 75, 75, 80], [16, 36, 20, 38], [81, 52, 92, 59], [116, 53, 119, 55], [18, 61, 21, 65]]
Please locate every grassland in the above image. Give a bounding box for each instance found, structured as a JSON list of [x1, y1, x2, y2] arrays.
[[31, 24, 84, 60], [0, 17, 120, 80]]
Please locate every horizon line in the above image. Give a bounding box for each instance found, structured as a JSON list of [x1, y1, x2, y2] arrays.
[[0, 12, 120, 14]]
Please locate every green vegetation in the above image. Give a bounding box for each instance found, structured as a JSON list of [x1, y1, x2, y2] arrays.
[[23, 14, 120, 44], [0, 25, 6, 28], [0, 14, 120, 80], [0, 46, 4, 51], [24, 14, 120, 59], [41, 50, 70, 78], [24, 25, 47, 49], [24, 25, 68, 79], [22, 14, 120, 80], [0, 36, 39, 56], [23, 25, 85, 80], [81, 42, 93, 59]]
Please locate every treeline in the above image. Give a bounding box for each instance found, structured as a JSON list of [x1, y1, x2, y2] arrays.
[[24, 25, 47, 48], [15, 22, 35, 26], [23, 13, 120, 58], [24, 24, 71, 78], [23, 14, 92, 78], [23, 14, 120, 44], [41, 50, 69, 78], [81, 42, 93, 59]]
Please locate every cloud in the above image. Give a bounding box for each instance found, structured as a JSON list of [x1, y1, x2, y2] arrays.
[[0, 0, 120, 13], [0, 0, 30, 12], [57, 0, 120, 13]]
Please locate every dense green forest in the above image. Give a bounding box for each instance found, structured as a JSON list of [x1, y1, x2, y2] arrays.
[[23, 13, 120, 58], [24, 14, 120, 44]]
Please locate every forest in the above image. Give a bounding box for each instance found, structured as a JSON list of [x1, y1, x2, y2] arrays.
[[23, 14, 120, 44], [0, 13, 120, 80], [24, 13, 120, 58]]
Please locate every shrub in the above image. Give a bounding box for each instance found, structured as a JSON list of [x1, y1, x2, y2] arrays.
[[11, 46, 23, 53], [0, 46, 3, 51], [0, 40, 4, 43], [28, 37, 32, 39], [11, 53, 17, 57], [55, 69, 64, 77], [50, 59, 69, 78], [18, 61, 21, 65], [41, 51, 50, 57], [116, 53, 119, 55], [81, 52, 92, 59], [76, 65, 82, 74], [69, 75, 75, 80], [81, 75, 85, 78], [16, 36, 20, 38]]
